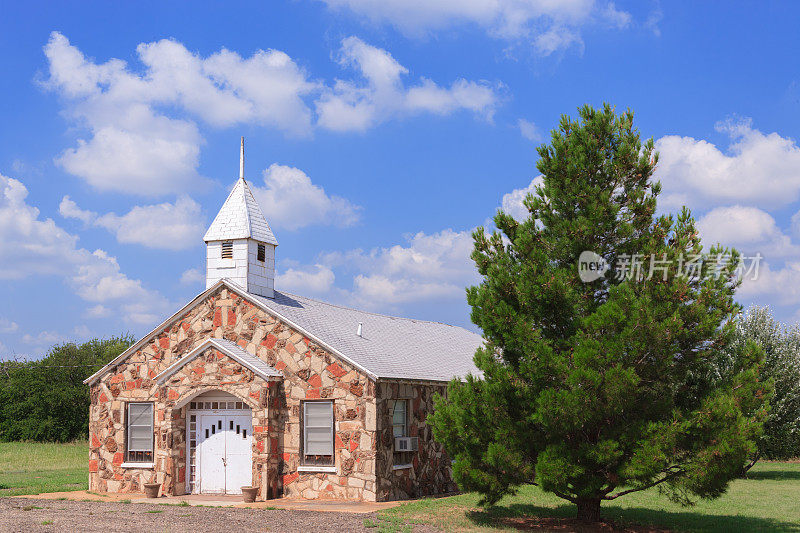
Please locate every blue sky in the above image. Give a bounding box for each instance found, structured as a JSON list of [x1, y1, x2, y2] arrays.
[[2, 1, 800, 359]]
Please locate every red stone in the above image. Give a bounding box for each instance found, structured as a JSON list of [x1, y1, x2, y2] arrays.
[[262, 334, 278, 349], [98, 392, 109, 403], [178, 467, 186, 483], [148, 369, 156, 379], [275, 361, 286, 371], [256, 440, 265, 453], [213, 308, 222, 327], [349, 439, 359, 452], [181, 321, 190, 331], [249, 390, 260, 402], [112, 452, 123, 466], [335, 434, 345, 450], [254, 425, 265, 433], [326, 363, 347, 378], [168, 389, 180, 400], [227, 309, 236, 326], [285, 342, 296, 354], [88, 459, 98, 473], [114, 472, 123, 481], [159, 336, 170, 349], [109, 373, 125, 384], [283, 472, 298, 485], [307, 374, 322, 388], [270, 437, 278, 454], [282, 452, 291, 461], [306, 388, 320, 399], [91, 433, 102, 448]]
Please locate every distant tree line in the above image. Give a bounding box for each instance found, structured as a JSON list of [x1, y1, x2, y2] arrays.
[[0, 336, 133, 442]]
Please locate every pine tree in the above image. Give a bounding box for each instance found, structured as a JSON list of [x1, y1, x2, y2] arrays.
[[429, 104, 768, 522]]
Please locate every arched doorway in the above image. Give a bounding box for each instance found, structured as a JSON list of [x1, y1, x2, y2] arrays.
[[187, 391, 253, 495]]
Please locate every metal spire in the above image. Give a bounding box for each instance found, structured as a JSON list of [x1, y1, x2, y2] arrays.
[[239, 136, 245, 180]]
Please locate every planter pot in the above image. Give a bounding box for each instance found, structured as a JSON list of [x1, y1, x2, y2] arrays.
[[143, 483, 160, 499], [241, 486, 259, 503]]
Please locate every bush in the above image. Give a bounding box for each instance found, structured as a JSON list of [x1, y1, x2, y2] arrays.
[[0, 336, 133, 442]]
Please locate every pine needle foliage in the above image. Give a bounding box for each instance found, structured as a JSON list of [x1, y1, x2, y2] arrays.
[[429, 104, 768, 521]]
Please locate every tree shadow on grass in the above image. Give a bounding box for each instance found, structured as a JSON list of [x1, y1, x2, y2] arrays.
[[741, 470, 800, 481], [467, 503, 800, 532]]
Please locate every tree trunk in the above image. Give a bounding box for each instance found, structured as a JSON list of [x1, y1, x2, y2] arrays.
[[576, 498, 602, 522]]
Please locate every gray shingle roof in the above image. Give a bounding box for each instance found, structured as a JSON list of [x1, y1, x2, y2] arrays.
[[251, 290, 483, 382], [204, 178, 278, 245], [155, 338, 282, 384]]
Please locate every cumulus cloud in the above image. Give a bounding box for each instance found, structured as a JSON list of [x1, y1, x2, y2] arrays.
[[697, 206, 800, 259], [277, 264, 336, 294], [320, 228, 478, 307], [0, 173, 169, 324], [180, 268, 205, 285], [319, 0, 630, 55], [251, 164, 361, 230], [60, 195, 204, 250], [0, 317, 19, 333], [655, 118, 800, 210], [316, 37, 498, 131], [44, 32, 499, 194], [501, 176, 543, 221]]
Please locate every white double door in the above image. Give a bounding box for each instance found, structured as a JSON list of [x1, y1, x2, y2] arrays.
[[198, 414, 252, 494]]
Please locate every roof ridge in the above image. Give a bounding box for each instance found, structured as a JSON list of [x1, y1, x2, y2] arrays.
[[271, 289, 474, 330]]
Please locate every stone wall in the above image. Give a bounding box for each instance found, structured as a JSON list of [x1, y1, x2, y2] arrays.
[[375, 380, 457, 501], [89, 285, 377, 501]]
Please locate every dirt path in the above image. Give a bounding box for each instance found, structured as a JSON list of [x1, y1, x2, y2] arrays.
[[0, 498, 431, 532]]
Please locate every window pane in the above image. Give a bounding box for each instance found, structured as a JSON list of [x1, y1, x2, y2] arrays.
[[129, 404, 151, 425], [393, 424, 405, 437], [304, 402, 333, 457], [392, 401, 406, 426], [305, 402, 332, 427], [306, 428, 333, 455], [128, 404, 153, 455]]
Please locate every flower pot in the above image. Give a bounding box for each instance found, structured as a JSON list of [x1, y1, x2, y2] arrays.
[[241, 486, 259, 503], [144, 483, 160, 499]]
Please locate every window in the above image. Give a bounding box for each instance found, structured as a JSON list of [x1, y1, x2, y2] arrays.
[[126, 403, 154, 463], [221, 241, 233, 259], [392, 400, 407, 437], [257, 243, 266, 262], [302, 401, 334, 466]]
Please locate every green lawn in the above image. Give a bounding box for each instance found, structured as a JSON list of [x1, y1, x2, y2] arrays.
[[379, 461, 800, 532], [0, 441, 88, 496]]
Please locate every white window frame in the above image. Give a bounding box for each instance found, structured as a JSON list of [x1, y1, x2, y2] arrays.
[[392, 399, 407, 438], [126, 402, 154, 463], [302, 400, 334, 466]]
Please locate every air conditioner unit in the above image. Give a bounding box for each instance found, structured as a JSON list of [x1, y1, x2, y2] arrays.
[[394, 436, 418, 452]]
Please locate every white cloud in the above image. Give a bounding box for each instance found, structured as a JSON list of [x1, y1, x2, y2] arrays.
[[22, 330, 68, 347], [655, 118, 800, 210], [501, 176, 543, 221], [60, 195, 204, 250], [517, 119, 542, 142], [0, 317, 19, 333], [319, 0, 630, 55], [321, 228, 478, 307], [697, 206, 800, 259], [73, 324, 92, 338], [0, 173, 169, 324], [180, 268, 205, 285], [277, 264, 336, 294], [251, 164, 361, 230], [316, 37, 498, 131], [45, 32, 498, 194]]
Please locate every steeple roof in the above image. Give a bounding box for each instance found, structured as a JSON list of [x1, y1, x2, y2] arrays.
[[203, 137, 278, 245], [203, 177, 278, 245]]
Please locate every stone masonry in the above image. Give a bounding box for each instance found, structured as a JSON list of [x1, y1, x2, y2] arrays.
[[88, 284, 456, 502]]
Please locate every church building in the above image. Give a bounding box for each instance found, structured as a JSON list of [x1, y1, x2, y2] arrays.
[[84, 140, 483, 502]]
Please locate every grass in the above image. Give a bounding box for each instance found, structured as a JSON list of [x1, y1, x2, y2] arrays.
[[379, 461, 800, 532], [0, 441, 87, 496]]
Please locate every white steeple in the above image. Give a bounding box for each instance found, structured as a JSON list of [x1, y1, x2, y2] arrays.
[[204, 137, 277, 298]]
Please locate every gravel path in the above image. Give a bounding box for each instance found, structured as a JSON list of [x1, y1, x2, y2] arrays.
[[0, 498, 432, 533]]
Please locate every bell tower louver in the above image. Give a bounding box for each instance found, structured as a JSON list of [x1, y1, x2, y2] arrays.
[[203, 138, 278, 298]]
